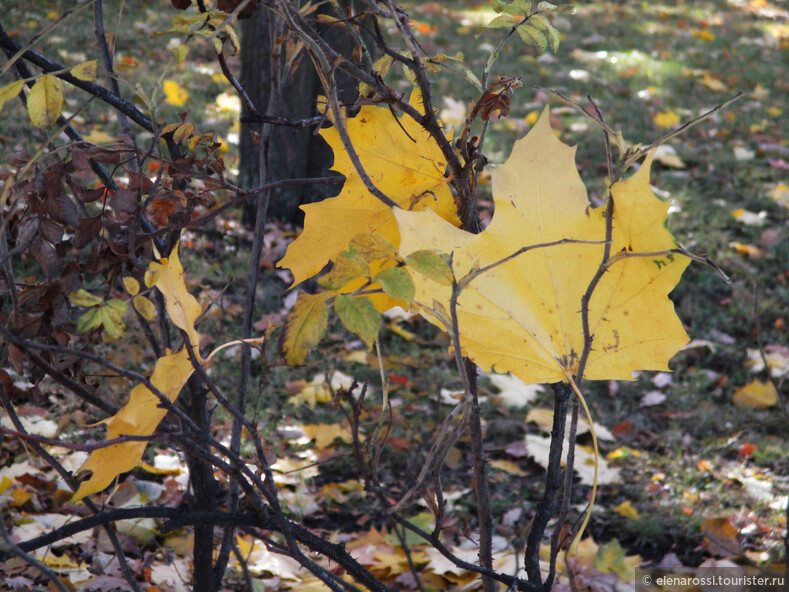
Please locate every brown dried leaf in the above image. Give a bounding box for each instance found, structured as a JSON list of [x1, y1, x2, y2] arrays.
[[109, 188, 138, 213]]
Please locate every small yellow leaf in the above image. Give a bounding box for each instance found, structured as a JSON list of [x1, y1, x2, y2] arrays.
[[146, 241, 202, 348], [302, 424, 353, 450], [732, 380, 778, 408], [489, 459, 526, 476], [614, 500, 640, 520], [163, 79, 189, 107], [172, 44, 190, 65], [76, 308, 103, 333], [69, 289, 104, 307], [83, 128, 114, 144], [691, 29, 716, 42], [27, 74, 63, 129], [71, 60, 99, 82], [100, 300, 128, 338], [729, 241, 763, 258], [0, 80, 25, 113], [572, 537, 599, 569], [606, 447, 640, 460], [122, 276, 140, 296], [174, 122, 195, 145], [282, 293, 330, 365], [133, 295, 157, 321], [699, 72, 727, 92], [653, 110, 680, 129]]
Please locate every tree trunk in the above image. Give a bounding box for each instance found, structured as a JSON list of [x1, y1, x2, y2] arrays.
[[238, 4, 358, 225]]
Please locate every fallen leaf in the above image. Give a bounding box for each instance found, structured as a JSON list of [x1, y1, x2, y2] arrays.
[[614, 500, 640, 520], [653, 144, 685, 168], [526, 408, 615, 440], [640, 390, 666, 406], [745, 345, 789, 378], [487, 372, 542, 408], [526, 434, 620, 485], [653, 110, 680, 128], [163, 79, 189, 107], [396, 109, 690, 385], [595, 539, 640, 581], [302, 424, 353, 450], [489, 459, 527, 476], [732, 380, 778, 408], [738, 443, 758, 458], [731, 209, 767, 226], [702, 517, 740, 557], [729, 241, 763, 258]]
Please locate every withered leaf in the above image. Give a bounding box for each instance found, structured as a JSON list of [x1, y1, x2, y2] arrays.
[[109, 188, 138, 213], [31, 238, 62, 279], [75, 216, 102, 249]]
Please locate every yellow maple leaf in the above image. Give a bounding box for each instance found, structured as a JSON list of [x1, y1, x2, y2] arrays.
[[302, 423, 353, 450], [395, 109, 690, 385], [73, 242, 202, 501], [277, 89, 460, 287]]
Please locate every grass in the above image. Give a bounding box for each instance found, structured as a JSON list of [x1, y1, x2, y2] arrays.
[[1, 0, 788, 587]]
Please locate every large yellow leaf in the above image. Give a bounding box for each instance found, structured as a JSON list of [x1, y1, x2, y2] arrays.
[[27, 74, 63, 129], [395, 109, 690, 384], [72, 349, 194, 501], [277, 89, 460, 286], [73, 243, 202, 501]]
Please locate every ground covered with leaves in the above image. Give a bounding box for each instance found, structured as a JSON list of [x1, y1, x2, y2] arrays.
[[1, 1, 788, 591]]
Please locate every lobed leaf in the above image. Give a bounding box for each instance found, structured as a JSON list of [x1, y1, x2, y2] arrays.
[[277, 89, 460, 287], [396, 109, 690, 385]]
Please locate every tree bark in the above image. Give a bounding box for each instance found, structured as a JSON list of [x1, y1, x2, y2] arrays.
[[238, 4, 358, 224]]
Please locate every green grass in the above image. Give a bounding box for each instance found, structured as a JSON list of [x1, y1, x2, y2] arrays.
[[2, 0, 788, 579]]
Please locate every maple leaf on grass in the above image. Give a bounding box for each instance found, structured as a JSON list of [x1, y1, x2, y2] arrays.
[[396, 109, 690, 385], [277, 89, 460, 287]]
